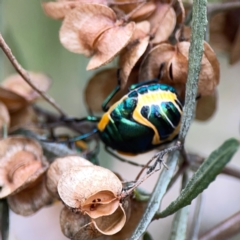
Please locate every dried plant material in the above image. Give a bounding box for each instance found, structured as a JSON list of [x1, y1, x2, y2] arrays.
[[58, 166, 122, 213], [195, 91, 217, 121], [85, 69, 118, 112], [85, 68, 138, 112], [7, 173, 52, 216], [0, 87, 28, 113], [210, 10, 240, 65], [42, 1, 76, 20], [60, 3, 135, 70], [130, 1, 156, 22], [1, 72, 51, 102], [87, 21, 135, 70], [119, 21, 150, 88], [230, 26, 240, 64], [42, 0, 108, 20], [60, 4, 117, 56], [0, 136, 47, 199], [175, 25, 191, 41], [148, 3, 176, 44], [93, 203, 126, 235], [46, 155, 93, 198], [0, 101, 10, 129], [10, 106, 38, 130], [139, 41, 220, 98], [60, 206, 102, 239]]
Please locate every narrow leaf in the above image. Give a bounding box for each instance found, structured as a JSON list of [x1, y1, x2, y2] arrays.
[[157, 138, 239, 218]]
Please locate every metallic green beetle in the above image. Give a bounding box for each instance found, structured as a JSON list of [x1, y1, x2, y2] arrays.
[[59, 80, 183, 158], [97, 82, 183, 155]]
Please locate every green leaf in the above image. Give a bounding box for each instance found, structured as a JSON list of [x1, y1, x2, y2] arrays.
[[157, 138, 239, 218], [143, 232, 153, 240]]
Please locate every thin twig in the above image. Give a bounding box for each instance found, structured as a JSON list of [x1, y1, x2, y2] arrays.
[[0, 33, 67, 117], [199, 210, 240, 240]]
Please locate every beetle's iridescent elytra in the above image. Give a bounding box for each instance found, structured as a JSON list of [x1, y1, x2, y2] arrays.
[[97, 83, 183, 155]]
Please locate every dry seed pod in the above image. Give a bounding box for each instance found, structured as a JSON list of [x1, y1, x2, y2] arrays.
[[0, 101, 10, 130], [59, 3, 135, 70], [60, 206, 102, 239], [0, 136, 52, 215], [7, 172, 52, 216], [1, 72, 51, 102], [195, 91, 217, 121], [58, 166, 122, 217], [0, 136, 47, 198], [9, 106, 38, 130], [42, 0, 108, 20], [139, 41, 220, 98], [147, 3, 176, 44], [0, 86, 28, 113], [130, 1, 156, 22], [119, 21, 150, 88], [46, 155, 93, 198], [84, 68, 138, 112]]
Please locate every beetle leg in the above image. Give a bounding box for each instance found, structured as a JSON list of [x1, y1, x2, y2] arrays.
[[147, 141, 182, 173]]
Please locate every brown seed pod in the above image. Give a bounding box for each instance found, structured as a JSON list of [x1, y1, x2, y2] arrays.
[[147, 3, 176, 44], [119, 21, 150, 88], [59, 3, 135, 70], [58, 166, 122, 218], [46, 155, 93, 198], [1, 72, 51, 102], [0, 101, 10, 130], [42, 0, 108, 20], [9, 106, 38, 131], [0, 136, 52, 215], [84, 68, 138, 113], [60, 206, 102, 239], [0, 87, 28, 113], [139, 41, 220, 99], [195, 91, 217, 121]]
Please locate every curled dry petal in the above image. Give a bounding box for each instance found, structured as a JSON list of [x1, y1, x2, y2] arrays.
[[148, 3, 176, 44], [46, 155, 93, 198], [0, 87, 28, 113], [119, 21, 150, 88], [60, 206, 102, 239], [42, 0, 109, 20], [130, 1, 157, 22], [195, 91, 217, 121], [58, 166, 122, 213], [0, 101, 10, 129], [10, 106, 38, 130], [0, 136, 47, 199], [60, 4, 117, 56], [84, 68, 138, 112], [139, 41, 220, 98], [93, 203, 126, 235], [87, 21, 135, 70], [7, 172, 53, 216], [42, 2, 76, 19], [1, 72, 51, 102]]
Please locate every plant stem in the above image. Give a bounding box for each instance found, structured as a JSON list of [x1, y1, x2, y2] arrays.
[[178, 0, 207, 142], [199, 210, 240, 240], [0, 33, 67, 117]]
